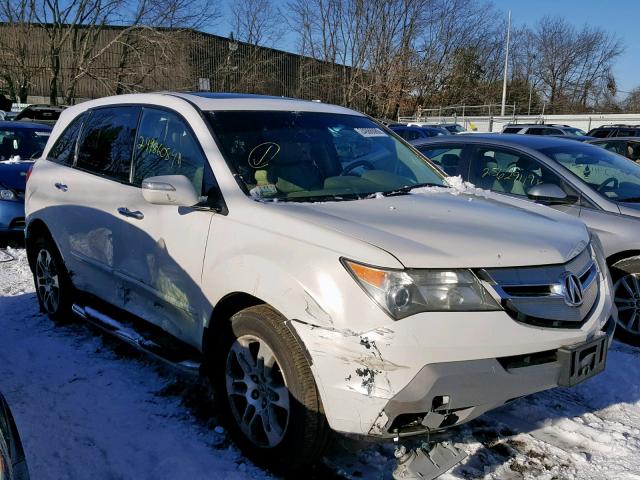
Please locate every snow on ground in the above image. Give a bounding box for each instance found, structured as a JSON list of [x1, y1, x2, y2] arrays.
[[1, 248, 639, 479]]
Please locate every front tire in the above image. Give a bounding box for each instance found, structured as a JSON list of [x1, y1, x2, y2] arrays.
[[211, 305, 330, 473], [611, 259, 640, 346], [31, 235, 73, 323]]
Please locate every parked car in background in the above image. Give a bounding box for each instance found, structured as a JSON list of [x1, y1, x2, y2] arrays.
[[390, 124, 449, 141], [0, 393, 30, 480], [25, 93, 613, 473], [414, 133, 640, 345], [588, 137, 640, 162], [502, 123, 590, 138], [409, 122, 466, 134], [587, 124, 640, 138], [0, 121, 52, 235], [15, 105, 65, 126], [0, 111, 18, 122]]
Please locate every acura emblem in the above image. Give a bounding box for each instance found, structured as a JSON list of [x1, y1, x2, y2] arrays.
[[561, 272, 583, 307]]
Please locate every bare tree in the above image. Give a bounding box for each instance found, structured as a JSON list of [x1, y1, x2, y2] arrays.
[[230, 0, 283, 46], [0, 0, 43, 102], [531, 16, 623, 113]]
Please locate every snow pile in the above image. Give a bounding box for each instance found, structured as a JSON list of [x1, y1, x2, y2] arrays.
[[1, 250, 639, 479], [0, 248, 32, 296]]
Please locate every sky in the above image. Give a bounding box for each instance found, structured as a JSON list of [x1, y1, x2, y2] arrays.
[[476, 0, 637, 97], [215, 0, 638, 99]]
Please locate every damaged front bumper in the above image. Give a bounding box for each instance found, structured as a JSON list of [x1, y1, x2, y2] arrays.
[[289, 277, 615, 438], [378, 315, 614, 438]]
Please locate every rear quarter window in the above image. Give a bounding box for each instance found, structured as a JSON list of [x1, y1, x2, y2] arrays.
[[48, 114, 86, 165]]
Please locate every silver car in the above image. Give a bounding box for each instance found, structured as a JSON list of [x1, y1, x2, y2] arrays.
[[413, 133, 640, 345]]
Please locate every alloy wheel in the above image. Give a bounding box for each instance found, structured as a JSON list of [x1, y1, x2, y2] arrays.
[[35, 249, 60, 314], [614, 273, 640, 335], [225, 334, 290, 448]]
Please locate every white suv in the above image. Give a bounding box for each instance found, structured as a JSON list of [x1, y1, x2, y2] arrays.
[[25, 93, 615, 473]]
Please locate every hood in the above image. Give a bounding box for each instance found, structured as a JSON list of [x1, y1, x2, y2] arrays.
[[274, 190, 589, 268], [0, 161, 31, 191]]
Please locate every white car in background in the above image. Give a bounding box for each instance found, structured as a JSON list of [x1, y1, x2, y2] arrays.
[[25, 93, 615, 474]]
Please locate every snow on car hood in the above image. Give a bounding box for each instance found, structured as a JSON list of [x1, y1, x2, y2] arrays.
[[275, 189, 589, 269]]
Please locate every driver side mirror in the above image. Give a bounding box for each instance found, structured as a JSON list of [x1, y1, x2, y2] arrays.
[[527, 183, 577, 204], [142, 175, 199, 206]]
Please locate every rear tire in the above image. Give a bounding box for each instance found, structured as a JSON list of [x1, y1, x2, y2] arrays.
[[210, 305, 330, 474], [31, 235, 73, 323], [611, 258, 640, 346]]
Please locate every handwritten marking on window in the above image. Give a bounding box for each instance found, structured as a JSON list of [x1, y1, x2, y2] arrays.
[[248, 142, 280, 169], [137, 136, 182, 166], [481, 167, 542, 186]]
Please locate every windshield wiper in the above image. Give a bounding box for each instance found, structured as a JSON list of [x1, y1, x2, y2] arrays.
[[617, 196, 640, 203], [379, 182, 447, 197]]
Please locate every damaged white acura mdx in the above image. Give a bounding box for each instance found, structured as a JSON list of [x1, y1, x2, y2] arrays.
[[25, 93, 615, 475]]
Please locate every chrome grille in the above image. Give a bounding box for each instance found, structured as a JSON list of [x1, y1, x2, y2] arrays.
[[482, 247, 599, 328]]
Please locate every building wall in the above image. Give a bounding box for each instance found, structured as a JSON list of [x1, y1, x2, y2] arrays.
[[0, 24, 353, 106]]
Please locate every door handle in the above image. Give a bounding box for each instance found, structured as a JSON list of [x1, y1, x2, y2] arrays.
[[117, 207, 144, 220], [54, 182, 68, 192]]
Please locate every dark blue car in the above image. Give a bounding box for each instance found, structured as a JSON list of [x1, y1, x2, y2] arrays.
[[0, 121, 52, 234]]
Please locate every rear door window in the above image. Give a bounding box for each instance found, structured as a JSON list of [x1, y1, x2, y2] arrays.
[[616, 129, 637, 137], [48, 114, 86, 165], [76, 106, 140, 182], [132, 108, 206, 193], [503, 127, 521, 134]]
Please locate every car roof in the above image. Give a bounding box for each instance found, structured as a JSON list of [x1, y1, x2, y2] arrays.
[[503, 124, 574, 128], [411, 133, 587, 149], [588, 136, 640, 142], [68, 92, 361, 116], [0, 120, 52, 130]]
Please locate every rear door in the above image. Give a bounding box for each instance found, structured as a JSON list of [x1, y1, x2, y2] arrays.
[[56, 106, 141, 307], [114, 107, 215, 346]]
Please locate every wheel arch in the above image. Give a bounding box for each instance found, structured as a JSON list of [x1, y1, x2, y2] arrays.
[[607, 249, 640, 270], [202, 292, 265, 356], [25, 219, 54, 272]]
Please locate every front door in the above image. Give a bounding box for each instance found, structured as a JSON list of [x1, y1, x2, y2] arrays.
[[114, 107, 214, 346], [465, 144, 583, 218]]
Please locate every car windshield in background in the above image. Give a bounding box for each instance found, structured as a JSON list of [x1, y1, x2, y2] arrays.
[[564, 127, 587, 136], [207, 111, 445, 201], [539, 143, 640, 202], [0, 128, 50, 160]]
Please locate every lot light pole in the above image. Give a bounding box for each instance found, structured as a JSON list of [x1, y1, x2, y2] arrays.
[[500, 10, 511, 117]]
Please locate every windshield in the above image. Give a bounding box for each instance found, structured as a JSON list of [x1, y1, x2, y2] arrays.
[[206, 111, 445, 201], [0, 128, 51, 160], [538, 143, 640, 202], [563, 127, 587, 136]]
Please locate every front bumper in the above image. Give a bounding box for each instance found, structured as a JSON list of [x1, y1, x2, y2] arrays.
[[379, 315, 615, 437], [291, 268, 616, 437], [0, 200, 25, 233]]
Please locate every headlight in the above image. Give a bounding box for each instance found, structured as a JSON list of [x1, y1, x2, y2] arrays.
[[0, 189, 16, 201], [342, 259, 502, 320]]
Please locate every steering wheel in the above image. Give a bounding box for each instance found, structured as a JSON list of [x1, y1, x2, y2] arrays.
[[597, 176, 619, 193], [340, 160, 375, 176]]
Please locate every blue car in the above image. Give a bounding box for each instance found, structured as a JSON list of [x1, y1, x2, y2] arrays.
[[0, 121, 51, 234]]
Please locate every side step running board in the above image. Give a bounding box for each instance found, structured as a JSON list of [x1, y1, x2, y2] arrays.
[[72, 304, 202, 376]]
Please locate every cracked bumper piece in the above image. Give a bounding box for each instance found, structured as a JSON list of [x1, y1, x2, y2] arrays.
[[378, 316, 615, 438]]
